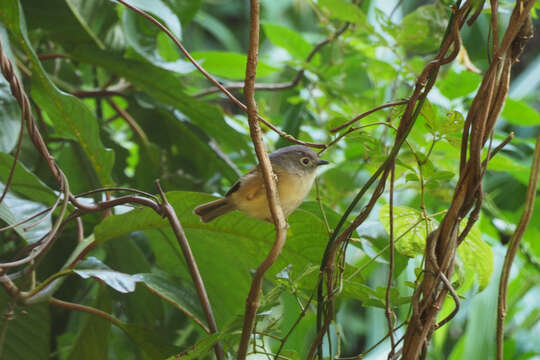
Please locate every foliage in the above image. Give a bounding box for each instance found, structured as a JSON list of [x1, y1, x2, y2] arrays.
[[0, 0, 539, 359]]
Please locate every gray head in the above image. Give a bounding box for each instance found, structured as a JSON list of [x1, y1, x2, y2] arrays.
[[269, 145, 329, 173]]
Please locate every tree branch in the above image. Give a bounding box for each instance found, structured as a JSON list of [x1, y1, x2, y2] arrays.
[[116, 0, 325, 149], [237, 0, 288, 358], [496, 128, 540, 359], [154, 181, 224, 360]]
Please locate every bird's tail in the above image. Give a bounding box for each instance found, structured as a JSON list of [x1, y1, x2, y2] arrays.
[[194, 198, 235, 223]]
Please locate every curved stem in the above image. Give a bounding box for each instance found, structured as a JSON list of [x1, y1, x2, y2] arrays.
[[496, 128, 540, 359], [237, 0, 288, 358]]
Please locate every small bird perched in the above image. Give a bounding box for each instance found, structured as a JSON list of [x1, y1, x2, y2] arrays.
[[194, 145, 329, 223]]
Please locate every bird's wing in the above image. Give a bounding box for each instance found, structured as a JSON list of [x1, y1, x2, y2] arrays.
[[225, 167, 265, 200]]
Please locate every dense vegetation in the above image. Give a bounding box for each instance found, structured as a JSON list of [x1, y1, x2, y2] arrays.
[[0, 0, 539, 359]]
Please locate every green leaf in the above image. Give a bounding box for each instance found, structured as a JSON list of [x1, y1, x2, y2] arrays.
[[73, 255, 207, 330], [0, 153, 57, 206], [380, 205, 493, 290], [122, 0, 181, 38], [64, 0, 106, 49], [194, 11, 242, 52], [19, 0, 113, 49], [0, 186, 52, 244], [191, 51, 279, 80], [0, 0, 115, 186], [94, 191, 329, 325], [121, 323, 180, 359], [262, 22, 312, 60], [379, 205, 432, 257], [67, 287, 112, 360], [318, 0, 366, 23], [137, 271, 206, 330], [0, 72, 21, 154], [397, 5, 448, 54], [55, 142, 98, 194], [441, 111, 464, 136], [421, 100, 438, 133], [0, 290, 50, 360], [174, 333, 222, 360], [74, 257, 140, 293], [457, 223, 493, 291], [71, 46, 251, 158], [275, 102, 308, 149], [166, 0, 201, 24], [501, 98, 540, 126], [438, 69, 482, 99], [121, 0, 192, 71]]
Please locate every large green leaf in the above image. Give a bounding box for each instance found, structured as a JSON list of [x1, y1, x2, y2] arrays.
[[0, 67, 21, 154], [318, 0, 366, 23], [262, 23, 312, 60], [379, 204, 433, 257], [397, 5, 448, 54], [66, 287, 111, 360], [20, 0, 108, 49], [501, 98, 540, 126], [0, 153, 57, 205], [0, 185, 52, 244], [438, 69, 482, 99], [456, 223, 493, 291], [64, 0, 107, 49], [74, 257, 140, 293], [72, 256, 207, 330], [0, 0, 115, 186], [191, 51, 280, 80], [71, 46, 251, 157], [379, 205, 494, 290], [93, 191, 329, 325], [121, 0, 182, 67], [0, 290, 50, 360], [137, 271, 206, 327]]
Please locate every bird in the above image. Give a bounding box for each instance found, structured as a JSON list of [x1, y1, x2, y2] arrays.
[[194, 145, 329, 223]]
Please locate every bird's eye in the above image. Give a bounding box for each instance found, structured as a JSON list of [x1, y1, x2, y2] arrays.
[[301, 157, 310, 166]]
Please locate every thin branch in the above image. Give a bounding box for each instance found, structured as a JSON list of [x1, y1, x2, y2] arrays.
[[237, 0, 288, 358], [154, 181, 224, 360], [274, 292, 315, 359], [115, 0, 325, 149], [195, 23, 350, 97], [105, 98, 150, 145], [72, 89, 128, 99], [496, 128, 540, 359], [385, 164, 396, 358], [330, 100, 409, 133], [37, 53, 69, 61], [49, 297, 123, 328]]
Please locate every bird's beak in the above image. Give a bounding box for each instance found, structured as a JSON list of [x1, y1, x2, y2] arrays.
[[317, 159, 330, 166]]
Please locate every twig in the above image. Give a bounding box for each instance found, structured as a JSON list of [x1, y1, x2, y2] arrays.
[[72, 89, 128, 98], [195, 23, 350, 97], [496, 128, 540, 359], [402, 2, 535, 357], [105, 98, 150, 145], [237, 1, 288, 358], [0, 297, 17, 355], [37, 53, 69, 61], [385, 165, 396, 358], [115, 0, 324, 149], [154, 180, 224, 360], [329, 100, 409, 133], [274, 292, 315, 359], [49, 297, 123, 328], [313, 4, 469, 357]]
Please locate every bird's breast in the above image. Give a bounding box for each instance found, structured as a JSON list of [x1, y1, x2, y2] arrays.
[[277, 171, 316, 216]]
